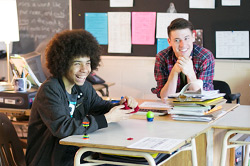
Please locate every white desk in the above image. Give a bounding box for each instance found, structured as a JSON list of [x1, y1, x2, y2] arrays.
[[60, 119, 210, 166], [210, 105, 250, 166], [213, 105, 250, 130]]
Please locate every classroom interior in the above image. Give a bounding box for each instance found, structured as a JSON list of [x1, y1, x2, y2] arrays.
[[0, 0, 250, 166], [0, 0, 249, 104]]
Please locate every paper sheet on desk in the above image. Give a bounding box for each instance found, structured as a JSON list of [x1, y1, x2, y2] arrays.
[[127, 137, 184, 151], [139, 101, 171, 109]]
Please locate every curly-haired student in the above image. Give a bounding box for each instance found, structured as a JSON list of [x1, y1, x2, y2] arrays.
[[25, 29, 138, 166]]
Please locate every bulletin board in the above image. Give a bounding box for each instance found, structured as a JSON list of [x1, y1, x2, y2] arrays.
[[72, 0, 250, 59]]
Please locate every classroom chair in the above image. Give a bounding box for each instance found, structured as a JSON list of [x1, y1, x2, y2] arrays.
[[220, 130, 250, 166], [0, 113, 26, 166], [213, 80, 241, 104]]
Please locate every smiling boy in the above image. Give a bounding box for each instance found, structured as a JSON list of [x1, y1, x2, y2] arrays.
[[25, 29, 137, 166], [152, 18, 215, 100]]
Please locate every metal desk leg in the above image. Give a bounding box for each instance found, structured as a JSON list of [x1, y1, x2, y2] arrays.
[[191, 138, 198, 166], [221, 130, 250, 166], [206, 128, 214, 166], [243, 145, 250, 166], [221, 130, 235, 166]]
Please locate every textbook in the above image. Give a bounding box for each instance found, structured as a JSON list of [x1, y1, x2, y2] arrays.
[[169, 100, 224, 114], [171, 110, 227, 122], [168, 92, 225, 102], [169, 105, 211, 115], [172, 97, 226, 106], [167, 81, 225, 102]]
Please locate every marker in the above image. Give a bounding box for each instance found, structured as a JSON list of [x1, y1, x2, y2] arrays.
[[21, 69, 25, 78]]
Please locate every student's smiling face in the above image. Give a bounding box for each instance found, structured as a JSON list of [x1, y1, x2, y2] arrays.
[[168, 28, 195, 58], [63, 56, 91, 92]]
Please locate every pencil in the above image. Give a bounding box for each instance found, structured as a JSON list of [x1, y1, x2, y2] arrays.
[[25, 73, 29, 78]]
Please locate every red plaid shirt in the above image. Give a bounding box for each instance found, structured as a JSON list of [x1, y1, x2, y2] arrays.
[[152, 44, 215, 98]]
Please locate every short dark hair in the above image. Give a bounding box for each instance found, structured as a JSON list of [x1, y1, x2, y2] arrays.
[[167, 18, 194, 37], [45, 29, 101, 78]]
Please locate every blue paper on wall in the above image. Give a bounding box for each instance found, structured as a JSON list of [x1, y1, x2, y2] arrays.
[[157, 38, 169, 54], [85, 13, 108, 45]]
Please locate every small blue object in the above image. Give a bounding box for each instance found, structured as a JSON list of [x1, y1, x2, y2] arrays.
[[147, 117, 154, 122], [110, 100, 120, 104]]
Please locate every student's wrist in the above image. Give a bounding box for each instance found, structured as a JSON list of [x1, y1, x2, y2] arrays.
[[169, 69, 179, 79], [186, 71, 196, 81]]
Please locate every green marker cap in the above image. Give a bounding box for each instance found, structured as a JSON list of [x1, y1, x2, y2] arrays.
[[146, 111, 154, 118]]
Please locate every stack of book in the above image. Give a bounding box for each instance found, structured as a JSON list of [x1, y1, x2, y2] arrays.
[[167, 83, 227, 122], [169, 97, 227, 122]]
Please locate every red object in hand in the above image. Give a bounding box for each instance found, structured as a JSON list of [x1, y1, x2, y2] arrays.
[[122, 101, 139, 114]]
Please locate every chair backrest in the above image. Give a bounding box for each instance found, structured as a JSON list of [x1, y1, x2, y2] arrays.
[[0, 113, 26, 166], [213, 80, 232, 103]]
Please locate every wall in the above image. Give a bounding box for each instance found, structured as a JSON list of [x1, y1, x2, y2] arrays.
[[1, 57, 250, 104], [0, 60, 8, 80], [214, 60, 250, 104], [95, 56, 250, 105]]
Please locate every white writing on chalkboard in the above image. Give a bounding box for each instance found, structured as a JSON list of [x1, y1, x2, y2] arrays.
[[14, 0, 69, 54]]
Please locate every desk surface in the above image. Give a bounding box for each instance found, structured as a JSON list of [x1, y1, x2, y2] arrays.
[[59, 103, 239, 161], [212, 105, 250, 130], [60, 118, 210, 154]]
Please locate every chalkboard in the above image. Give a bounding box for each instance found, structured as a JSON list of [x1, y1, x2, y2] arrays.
[[13, 0, 69, 54], [72, 0, 250, 59]]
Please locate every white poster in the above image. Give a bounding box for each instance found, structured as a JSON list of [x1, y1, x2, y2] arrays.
[[156, 13, 189, 38], [108, 12, 131, 53], [216, 31, 249, 58], [222, 0, 241, 6], [189, 0, 215, 9], [110, 0, 133, 7]]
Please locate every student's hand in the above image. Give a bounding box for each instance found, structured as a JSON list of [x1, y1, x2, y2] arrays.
[[119, 96, 138, 108], [177, 56, 194, 77], [105, 105, 133, 123], [172, 62, 182, 74]]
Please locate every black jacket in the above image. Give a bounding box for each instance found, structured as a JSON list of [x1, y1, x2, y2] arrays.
[[25, 77, 114, 166]]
